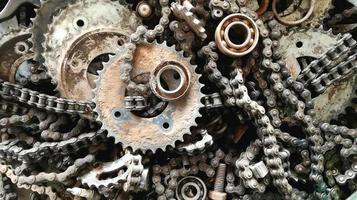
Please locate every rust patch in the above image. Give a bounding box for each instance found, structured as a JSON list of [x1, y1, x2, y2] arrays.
[[0, 34, 31, 82], [95, 43, 202, 151], [57, 29, 128, 101]]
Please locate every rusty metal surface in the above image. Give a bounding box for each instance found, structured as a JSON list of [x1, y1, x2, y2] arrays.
[[56, 30, 127, 101], [313, 74, 357, 122], [0, 31, 31, 82], [278, 28, 339, 79], [42, 0, 140, 100], [94, 42, 203, 152]]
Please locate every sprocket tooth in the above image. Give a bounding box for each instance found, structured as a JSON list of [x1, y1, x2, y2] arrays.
[[93, 41, 203, 153], [40, 0, 140, 101]]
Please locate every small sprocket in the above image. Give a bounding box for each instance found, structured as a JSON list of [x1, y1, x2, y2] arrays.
[[93, 42, 203, 152]]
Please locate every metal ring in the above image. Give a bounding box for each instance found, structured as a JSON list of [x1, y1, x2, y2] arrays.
[[272, 0, 315, 26], [150, 60, 191, 101], [215, 13, 259, 57], [255, 0, 270, 16], [224, 21, 252, 49]]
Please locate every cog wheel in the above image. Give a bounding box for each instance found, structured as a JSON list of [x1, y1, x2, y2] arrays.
[[0, 17, 32, 83], [171, 2, 207, 40], [279, 27, 356, 123], [29, 0, 75, 65], [93, 42, 203, 152], [278, 27, 340, 79], [42, 0, 141, 101]]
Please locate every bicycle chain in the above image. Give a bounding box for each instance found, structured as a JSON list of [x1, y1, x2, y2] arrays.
[[297, 33, 357, 94], [0, 80, 94, 116]]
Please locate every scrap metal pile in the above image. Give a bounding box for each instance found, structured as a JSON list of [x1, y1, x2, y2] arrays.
[[0, 0, 356, 199]]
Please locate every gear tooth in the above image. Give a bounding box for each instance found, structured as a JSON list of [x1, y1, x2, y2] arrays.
[[40, 0, 140, 100], [93, 41, 202, 152]]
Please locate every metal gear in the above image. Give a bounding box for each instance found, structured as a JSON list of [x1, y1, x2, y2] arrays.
[[0, 0, 356, 199], [42, 0, 141, 101], [278, 27, 340, 79], [279, 27, 356, 122], [0, 17, 32, 83], [29, 0, 75, 66], [171, 2, 207, 40], [93, 41, 203, 152]]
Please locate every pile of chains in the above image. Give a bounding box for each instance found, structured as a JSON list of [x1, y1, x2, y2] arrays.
[[0, 0, 356, 199]]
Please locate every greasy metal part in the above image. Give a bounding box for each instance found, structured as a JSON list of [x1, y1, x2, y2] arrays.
[[0, 0, 40, 21], [177, 128, 213, 155], [0, 0, 355, 199], [66, 187, 100, 200], [255, 0, 269, 16], [79, 153, 144, 191], [52, 30, 127, 101], [215, 14, 259, 57], [171, 2, 207, 40], [150, 60, 191, 101], [278, 28, 340, 79], [42, 0, 140, 101], [94, 42, 203, 151], [313, 74, 357, 122], [0, 26, 31, 82], [29, 0, 75, 66], [209, 163, 227, 200], [0, 81, 94, 116]]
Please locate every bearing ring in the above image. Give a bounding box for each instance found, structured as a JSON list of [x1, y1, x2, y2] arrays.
[[215, 13, 259, 57], [176, 176, 207, 200], [150, 60, 191, 101]]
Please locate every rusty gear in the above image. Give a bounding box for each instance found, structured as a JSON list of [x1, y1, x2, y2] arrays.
[[0, 17, 32, 83], [42, 0, 140, 101], [94, 42, 203, 152], [29, 0, 75, 66], [0, 0, 356, 199]]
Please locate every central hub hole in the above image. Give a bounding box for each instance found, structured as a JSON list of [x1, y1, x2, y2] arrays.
[[87, 53, 112, 88], [158, 66, 183, 93], [127, 73, 168, 118], [227, 23, 249, 45], [184, 185, 198, 197]]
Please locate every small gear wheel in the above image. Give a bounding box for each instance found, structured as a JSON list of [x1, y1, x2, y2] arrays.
[[93, 42, 203, 152]]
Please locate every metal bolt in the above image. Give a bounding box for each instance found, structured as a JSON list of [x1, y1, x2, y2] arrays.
[[136, 1, 152, 18], [209, 163, 227, 200], [214, 163, 226, 191]]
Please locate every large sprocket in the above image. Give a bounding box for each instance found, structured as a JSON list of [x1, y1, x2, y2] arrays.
[[41, 0, 140, 101], [29, 0, 75, 65], [93, 42, 203, 152]]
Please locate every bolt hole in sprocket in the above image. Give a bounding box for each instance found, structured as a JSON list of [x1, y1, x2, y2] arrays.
[[0, 0, 356, 199], [94, 41, 203, 152]]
